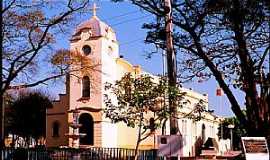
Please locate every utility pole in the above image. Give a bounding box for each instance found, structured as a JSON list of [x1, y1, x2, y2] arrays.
[[165, 1, 178, 159], [165, 0, 178, 143]]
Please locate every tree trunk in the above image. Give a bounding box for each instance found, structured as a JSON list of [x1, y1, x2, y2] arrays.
[[134, 113, 143, 160], [0, 0, 4, 149], [189, 31, 248, 128], [229, 0, 264, 136]]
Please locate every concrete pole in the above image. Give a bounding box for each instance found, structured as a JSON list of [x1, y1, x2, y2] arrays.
[[164, 0, 177, 135], [164, 1, 178, 159]]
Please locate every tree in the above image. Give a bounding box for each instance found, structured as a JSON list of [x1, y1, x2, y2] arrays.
[[104, 73, 185, 159], [1, 0, 92, 91], [5, 91, 52, 147], [0, 0, 95, 145], [114, 0, 270, 141], [104, 73, 209, 159]]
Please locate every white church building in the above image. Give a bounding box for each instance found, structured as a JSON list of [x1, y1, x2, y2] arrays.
[[46, 7, 226, 157]]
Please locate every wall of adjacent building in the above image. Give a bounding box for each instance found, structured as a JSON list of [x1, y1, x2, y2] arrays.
[[46, 94, 69, 147]]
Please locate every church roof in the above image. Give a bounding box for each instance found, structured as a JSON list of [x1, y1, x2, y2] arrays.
[[72, 16, 115, 38]]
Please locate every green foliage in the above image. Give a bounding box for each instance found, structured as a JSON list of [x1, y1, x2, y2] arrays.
[[6, 91, 52, 143], [104, 73, 185, 133], [104, 73, 211, 155], [185, 99, 211, 121]]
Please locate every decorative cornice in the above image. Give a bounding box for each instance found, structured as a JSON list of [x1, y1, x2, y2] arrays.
[[47, 112, 66, 116], [76, 106, 102, 112]]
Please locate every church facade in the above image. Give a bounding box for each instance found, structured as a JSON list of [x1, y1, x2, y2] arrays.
[[46, 12, 225, 156]]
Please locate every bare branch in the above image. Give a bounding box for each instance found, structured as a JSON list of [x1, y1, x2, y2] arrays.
[[1, 0, 16, 14], [257, 46, 270, 70]]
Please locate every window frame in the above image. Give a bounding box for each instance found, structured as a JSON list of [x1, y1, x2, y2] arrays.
[[82, 76, 90, 98], [82, 45, 92, 56], [52, 121, 60, 138]]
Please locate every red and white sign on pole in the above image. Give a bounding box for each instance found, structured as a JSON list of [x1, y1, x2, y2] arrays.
[[216, 88, 223, 96]]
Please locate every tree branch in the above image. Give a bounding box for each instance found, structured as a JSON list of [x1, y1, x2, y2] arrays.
[[1, 0, 16, 14], [2, 1, 89, 94], [257, 46, 270, 70]]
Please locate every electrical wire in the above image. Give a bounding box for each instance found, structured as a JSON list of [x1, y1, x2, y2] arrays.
[[111, 14, 152, 27], [103, 10, 141, 22], [120, 37, 145, 46]]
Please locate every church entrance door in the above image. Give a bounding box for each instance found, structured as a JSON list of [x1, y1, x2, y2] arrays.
[[79, 113, 94, 145]]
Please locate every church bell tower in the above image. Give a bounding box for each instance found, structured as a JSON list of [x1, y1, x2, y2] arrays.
[[67, 3, 119, 147]]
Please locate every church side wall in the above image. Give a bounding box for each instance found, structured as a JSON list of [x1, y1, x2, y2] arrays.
[[46, 114, 69, 147], [177, 116, 220, 157], [112, 60, 158, 149], [115, 122, 157, 150]]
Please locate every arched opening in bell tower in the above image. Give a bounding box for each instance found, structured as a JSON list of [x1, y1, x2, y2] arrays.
[[79, 113, 94, 145]]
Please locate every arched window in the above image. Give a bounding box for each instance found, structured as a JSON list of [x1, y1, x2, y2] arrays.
[[82, 76, 90, 97], [52, 121, 60, 137], [202, 124, 206, 143]]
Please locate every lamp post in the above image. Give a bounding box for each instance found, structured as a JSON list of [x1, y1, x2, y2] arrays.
[[228, 124, 235, 150]]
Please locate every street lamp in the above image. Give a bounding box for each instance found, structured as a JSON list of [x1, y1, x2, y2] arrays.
[[228, 124, 235, 150]]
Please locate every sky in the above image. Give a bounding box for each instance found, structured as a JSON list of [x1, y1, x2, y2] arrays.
[[44, 0, 246, 117]]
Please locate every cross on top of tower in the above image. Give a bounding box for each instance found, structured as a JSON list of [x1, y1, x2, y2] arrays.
[[90, 3, 99, 17]]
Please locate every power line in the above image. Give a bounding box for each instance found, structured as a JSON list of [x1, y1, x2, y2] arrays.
[[111, 14, 152, 27], [120, 37, 145, 46], [103, 10, 141, 22]]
